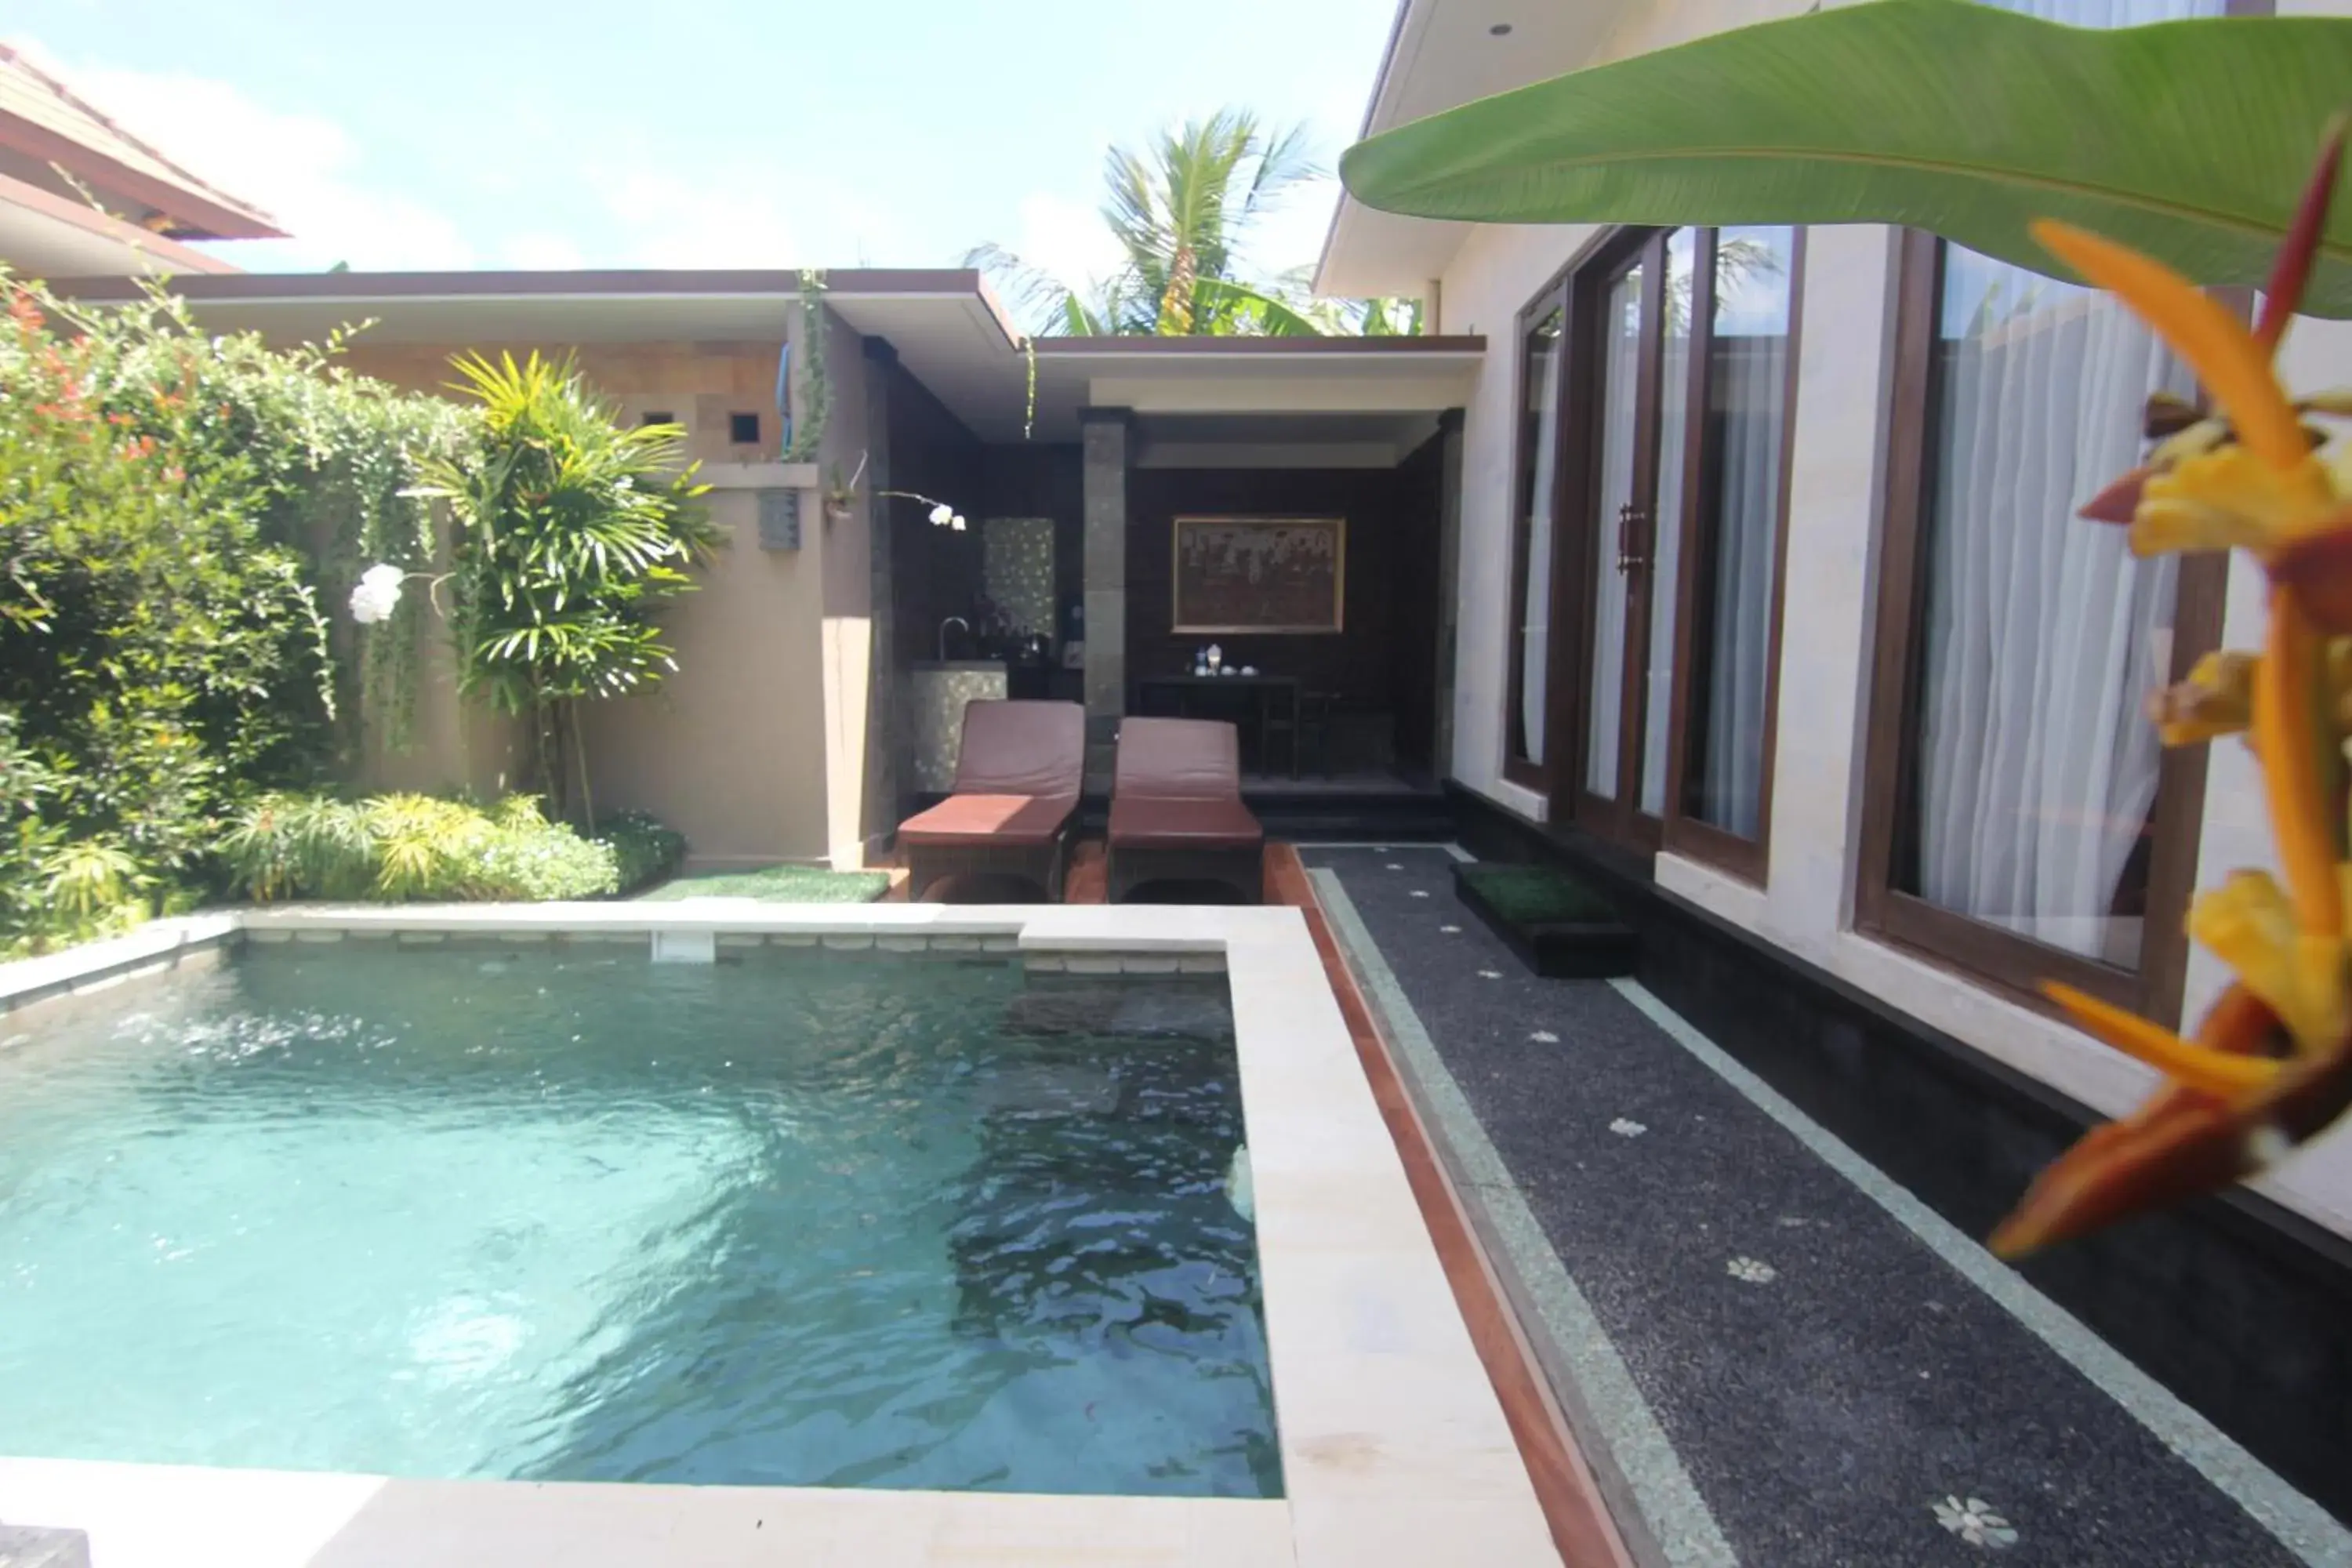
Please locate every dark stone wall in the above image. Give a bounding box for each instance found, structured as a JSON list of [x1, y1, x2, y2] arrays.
[[1452, 784, 2352, 1526], [1123, 456, 1443, 771], [882, 360, 985, 667]]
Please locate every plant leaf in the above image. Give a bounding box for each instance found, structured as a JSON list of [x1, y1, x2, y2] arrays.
[[1340, 0, 2352, 315]]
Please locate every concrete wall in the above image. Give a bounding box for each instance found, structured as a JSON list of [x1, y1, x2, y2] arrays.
[[1428, 0, 2352, 1238], [343, 336, 840, 868], [812, 310, 886, 869]]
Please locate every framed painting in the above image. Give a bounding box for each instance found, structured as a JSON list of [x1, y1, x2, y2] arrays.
[[1171, 516, 1346, 635]]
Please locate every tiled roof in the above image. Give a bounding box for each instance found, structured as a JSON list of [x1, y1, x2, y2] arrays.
[[0, 42, 281, 238]]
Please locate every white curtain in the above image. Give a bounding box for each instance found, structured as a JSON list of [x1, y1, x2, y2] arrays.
[[1641, 233, 1696, 817], [1519, 326, 1566, 764], [1585, 267, 1645, 797], [1910, 0, 2216, 960], [1915, 254, 2192, 960], [1697, 227, 1794, 839]]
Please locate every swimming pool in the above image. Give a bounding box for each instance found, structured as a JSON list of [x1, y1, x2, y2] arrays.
[[0, 942, 1277, 1497]]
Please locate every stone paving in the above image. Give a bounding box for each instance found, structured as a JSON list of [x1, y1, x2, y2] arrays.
[[1303, 844, 2340, 1568]]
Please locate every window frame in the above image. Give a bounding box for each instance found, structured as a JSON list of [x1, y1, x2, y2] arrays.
[[1657, 226, 1807, 885], [1502, 271, 1575, 791], [1854, 228, 2226, 1022]]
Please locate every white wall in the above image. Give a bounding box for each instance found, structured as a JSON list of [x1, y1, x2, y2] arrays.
[[1433, 0, 2352, 1239]]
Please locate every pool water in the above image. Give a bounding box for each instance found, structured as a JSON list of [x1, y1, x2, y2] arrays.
[[0, 944, 1279, 1497]]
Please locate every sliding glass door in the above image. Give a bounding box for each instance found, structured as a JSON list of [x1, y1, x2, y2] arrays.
[[1556, 226, 1802, 877]]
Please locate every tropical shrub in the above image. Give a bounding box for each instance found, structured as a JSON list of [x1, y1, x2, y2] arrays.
[[0, 278, 466, 950], [218, 792, 683, 903], [597, 810, 688, 892], [408, 352, 713, 825]]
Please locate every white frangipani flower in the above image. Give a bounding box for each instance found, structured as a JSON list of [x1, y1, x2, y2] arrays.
[[951, 514, 967, 531], [929, 503, 953, 526], [1932, 1496, 2018, 1549], [350, 563, 405, 625]]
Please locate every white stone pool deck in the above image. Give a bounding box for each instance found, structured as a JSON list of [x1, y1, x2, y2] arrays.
[[0, 901, 1559, 1567]]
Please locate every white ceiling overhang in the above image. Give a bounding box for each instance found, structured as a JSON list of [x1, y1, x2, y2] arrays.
[[1314, 0, 1639, 300]]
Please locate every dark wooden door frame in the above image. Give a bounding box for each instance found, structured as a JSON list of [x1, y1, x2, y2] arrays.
[[1503, 285, 1571, 792], [1659, 227, 1807, 886], [1561, 227, 1671, 850]]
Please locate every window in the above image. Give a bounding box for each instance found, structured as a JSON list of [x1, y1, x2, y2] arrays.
[[1860, 238, 2224, 1014], [639, 410, 676, 428], [1504, 285, 1568, 787], [1660, 227, 1801, 877], [1856, 0, 2232, 1019], [728, 412, 762, 445]]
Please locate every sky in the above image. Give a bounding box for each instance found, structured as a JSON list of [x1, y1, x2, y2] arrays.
[[13, 0, 1396, 307]]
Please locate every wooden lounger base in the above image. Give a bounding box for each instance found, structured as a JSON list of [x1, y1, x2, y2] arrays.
[[906, 831, 1070, 903], [1107, 844, 1264, 906]]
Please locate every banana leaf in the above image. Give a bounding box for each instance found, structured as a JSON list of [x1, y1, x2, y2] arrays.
[[1339, 0, 2352, 314]]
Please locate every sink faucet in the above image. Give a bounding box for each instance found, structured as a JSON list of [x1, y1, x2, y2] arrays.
[[938, 616, 971, 662]]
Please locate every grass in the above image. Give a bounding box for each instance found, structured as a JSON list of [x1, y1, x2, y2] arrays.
[[1457, 862, 1620, 926], [634, 864, 891, 904]]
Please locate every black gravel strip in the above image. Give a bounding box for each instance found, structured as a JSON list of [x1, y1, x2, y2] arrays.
[[1304, 845, 2301, 1568]]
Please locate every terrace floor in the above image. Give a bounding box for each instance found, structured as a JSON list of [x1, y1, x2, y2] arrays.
[[1298, 844, 2347, 1568]]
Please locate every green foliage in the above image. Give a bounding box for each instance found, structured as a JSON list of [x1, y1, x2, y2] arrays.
[[218, 790, 674, 903], [597, 809, 687, 893], [781, 270, 829, 463], [635, 863, 889, 903], [1338, 0, 2352, 315], [969, 108, 1424, 338], [0, 278, 466, 951], [415, 351, 713, 821], [0, 712, 145, 953]]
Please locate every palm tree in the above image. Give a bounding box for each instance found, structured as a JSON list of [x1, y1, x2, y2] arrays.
[[968, 108, 1417, 338]]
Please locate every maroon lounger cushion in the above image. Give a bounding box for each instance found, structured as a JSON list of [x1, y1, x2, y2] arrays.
[[900, 793, 1078, 848], [1108, 717, 1263, 851], [896, 699, 1083, 847], [1109, 794, 1261, 850]]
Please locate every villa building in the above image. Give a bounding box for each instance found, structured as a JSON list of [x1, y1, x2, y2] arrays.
[[19, 0, 2352, 1530]]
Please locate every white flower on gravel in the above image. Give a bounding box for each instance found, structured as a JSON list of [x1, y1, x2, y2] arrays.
[[1478, 968, 1503, 979], [1609, 1117, 1645, 1137], [1726, 1256, 1777, 1284], [1440, 924, 1461, 934], [1530, 1029, 1559, 1044], [1932, 1497, 2018, 1549], [1410, 890, 1430, 898], [349, 563, 405, 624]]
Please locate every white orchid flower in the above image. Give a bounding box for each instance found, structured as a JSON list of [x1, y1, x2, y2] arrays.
[[350, 563, 406, 625]]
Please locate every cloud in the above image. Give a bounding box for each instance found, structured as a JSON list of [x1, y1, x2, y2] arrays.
[[16, 42, 477, 272], [1009, 191, 1125, 291], [598, 165, 804, 270], [496, 232, 587, 271], [1233, 173, 1346, 292]]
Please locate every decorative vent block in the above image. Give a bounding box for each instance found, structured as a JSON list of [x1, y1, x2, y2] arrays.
[[757, 488, 802, 550]]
